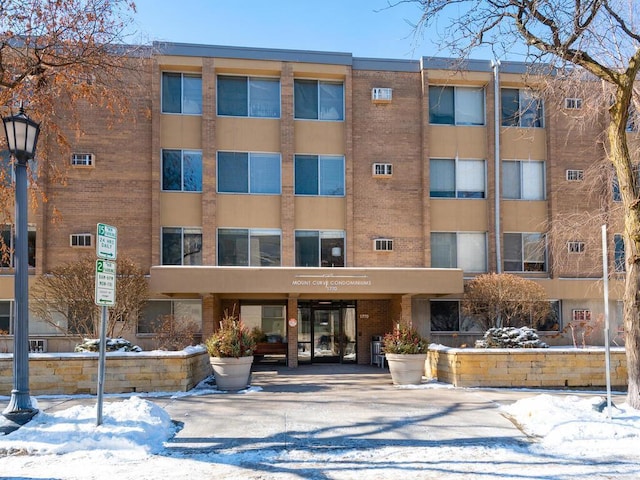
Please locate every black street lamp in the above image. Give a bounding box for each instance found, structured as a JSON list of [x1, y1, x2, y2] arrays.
[[1, 106, 40, 434]]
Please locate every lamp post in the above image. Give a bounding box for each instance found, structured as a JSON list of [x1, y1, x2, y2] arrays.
[[1, 106, 40, 432]]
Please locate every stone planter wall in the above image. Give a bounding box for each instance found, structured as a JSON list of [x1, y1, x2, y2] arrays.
[[426, 345, 628, 388], [0, 348, 212, 395]]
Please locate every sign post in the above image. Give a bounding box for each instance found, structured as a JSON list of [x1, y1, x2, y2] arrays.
[[95, 223, 117, 426]]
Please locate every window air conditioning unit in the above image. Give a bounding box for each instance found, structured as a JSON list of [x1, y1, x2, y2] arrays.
[[372, 88, 393, 103], [29, 339, 47, 352]]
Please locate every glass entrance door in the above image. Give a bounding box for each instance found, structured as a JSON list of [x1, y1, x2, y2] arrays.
[[298, 301, 356, 364]]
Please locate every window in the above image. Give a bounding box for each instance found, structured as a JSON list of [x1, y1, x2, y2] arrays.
[[295, 230, 345, 267], [429, 300, 482, 332], [1, 224, 36, 268], [241, 304, 286, 343], [567, 241, 585, 254], [70, 233, 92, 247], [0, 301, 11, 334], [161, 72, 202, 114], [565, 98, 582, 109], [503, 160, 545, 200], [431, 232, 487, 272], [217, 152, 281, 194], [374, 239, 393, 251], [294, 79, 344, 120], [504, 233, 546, 272], [218, 229, 281, 266], [295, 155, 344, 196], [217, 75, 280, 118], [566, 169, 584, 181], [614, 234, 625, 272], [138, 299, 202, 334], [71, 153, 93, 167], [372, 163, 393, 177], [501, 88, 544, 127], [430, 158, 485, 198], [161, 227, 202, 265], [429, 86, 485, 125], [572, 309, 591, 322], [162, 150, 202, 192]]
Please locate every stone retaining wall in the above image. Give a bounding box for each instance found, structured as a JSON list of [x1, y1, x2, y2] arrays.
[[0, 349, 212, 395], [426, 346, 628, 388]]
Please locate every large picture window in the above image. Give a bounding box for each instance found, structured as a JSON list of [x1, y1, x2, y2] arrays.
[[503, 160, 545, 200], [294, 155, 344, 196], [217, 76, 280, 118], [504, 233, 546, 272], [429, 86, 485, 125], [295, 230, 345, 267], [217, 152, 281, 194], [162, 150, 202, 192], [501, 88, 544, 128], [430, 158, 485, 198], [431, 232, 487, 272], [162, 72, 202, 115], [138, 299, 202, 334], [294, 79, 344, 120], [0, 300, 12, 334], [162, 227, 202, 266], [218, 229, 281, 266]]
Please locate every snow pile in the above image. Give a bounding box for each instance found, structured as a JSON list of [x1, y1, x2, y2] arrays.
[[75, 337, 142, 352], [502, 393, 640, 458], [0, 396, 174, 455], [475, 326, 549, 348]]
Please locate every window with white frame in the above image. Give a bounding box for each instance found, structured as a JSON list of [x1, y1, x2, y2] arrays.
[[430, 232, 487, 272], [294, 79, 344, 120], [217, 75, 280, 118], [295, 155, 344, 196], [161, 227, 202, 265], [614, 233, 625, 272], [162, 149, 202, 192], [501, 88, 544, 127], [430, 158, 485, 198], [503, 160, 545, 200], [71, 153, 93, 167], [138, 299, 202, 334], [429, 85, 485, 125], [567, 241, 585, 254], [566, 169, 584, 181], [372, 163, 393, 176], [572, 309, 591, 322], [374, 239, 393, 251], [295, 230, 345, 267], [504, 233, 546, 272], [217, 151, 281, 194], [70, 233, 93, 247], [564, 98, 582, 109], [1, 224, 36, 268], [0, 300, 12, 334], [218, 228, 281, 266], [161, 72, 202, 114]]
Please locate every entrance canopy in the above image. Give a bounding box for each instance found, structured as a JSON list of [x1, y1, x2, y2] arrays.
[[149, 266, 464, 297]]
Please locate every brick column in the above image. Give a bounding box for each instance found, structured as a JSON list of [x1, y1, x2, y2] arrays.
[[286, 296, 299, 367]]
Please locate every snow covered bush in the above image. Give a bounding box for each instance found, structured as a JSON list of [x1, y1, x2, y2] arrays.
[[74, 337, 142, 352], [475, 327, 549, 349]]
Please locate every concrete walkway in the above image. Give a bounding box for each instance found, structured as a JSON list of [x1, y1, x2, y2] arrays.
[[152, 363, 532, 453]]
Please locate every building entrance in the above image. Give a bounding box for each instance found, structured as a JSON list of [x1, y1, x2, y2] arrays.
[[297, 301, 356, 364]]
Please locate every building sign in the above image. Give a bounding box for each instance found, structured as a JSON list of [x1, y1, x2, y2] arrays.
[[291, 275, 372, 292]]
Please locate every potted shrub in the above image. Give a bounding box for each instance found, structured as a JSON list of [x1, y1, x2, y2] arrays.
[[205, 307, 255, 390], [383, 323, 428, 385]]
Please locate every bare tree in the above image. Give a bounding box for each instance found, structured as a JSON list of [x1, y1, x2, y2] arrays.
[[30, 255, 148, 338], [399, 0, 640, 408], [0, 0, 140, 220], [463, 273, 553, 331]]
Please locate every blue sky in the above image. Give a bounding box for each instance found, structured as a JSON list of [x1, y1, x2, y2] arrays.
[[129, 0, 466, 60]]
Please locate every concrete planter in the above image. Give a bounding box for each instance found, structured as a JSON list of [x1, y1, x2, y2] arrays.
[[385, 353, 427, 385], [210, 355, 254, 390]]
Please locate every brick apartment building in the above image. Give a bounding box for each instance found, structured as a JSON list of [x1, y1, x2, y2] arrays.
[[0, 42, 627, 365]]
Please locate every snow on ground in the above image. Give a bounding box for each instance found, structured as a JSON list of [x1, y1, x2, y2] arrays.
[[0, 385, 639, 479]]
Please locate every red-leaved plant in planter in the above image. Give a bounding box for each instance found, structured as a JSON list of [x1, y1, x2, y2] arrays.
[[205, 306, 255, 358], [383, 323, 428, 354]]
